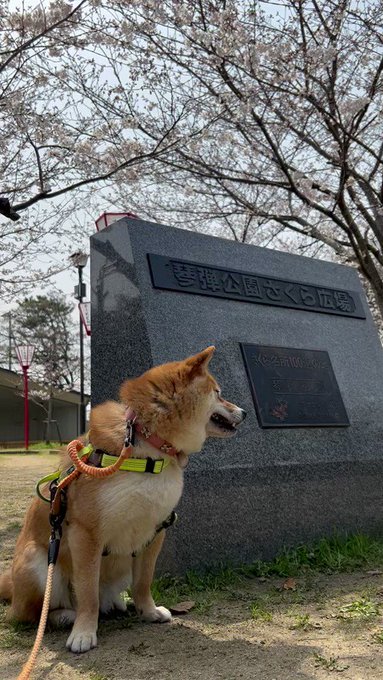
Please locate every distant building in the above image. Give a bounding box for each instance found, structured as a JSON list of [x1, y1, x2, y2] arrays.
[[0, 367, 90, 445]]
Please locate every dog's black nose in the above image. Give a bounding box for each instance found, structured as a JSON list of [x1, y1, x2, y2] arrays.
[[240, 409, 247, 420]]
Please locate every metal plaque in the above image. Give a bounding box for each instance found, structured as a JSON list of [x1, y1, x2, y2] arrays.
[[147, 254, 366, 319], [240, 344, 350, 428]]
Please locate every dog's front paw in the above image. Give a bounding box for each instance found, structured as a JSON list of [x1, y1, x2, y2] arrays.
[[141, 606, 172, 623], [66, 628, 97, 653]]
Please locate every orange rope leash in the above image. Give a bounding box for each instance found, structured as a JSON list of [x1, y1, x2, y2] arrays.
[[17, 564, 55, 680], [51, 440, 131, 515], [65, 438, 132, 478], [17, 438, 132, 679]]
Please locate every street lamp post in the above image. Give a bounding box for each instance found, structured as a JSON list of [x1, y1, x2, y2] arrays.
[[70, 251, 89, 434], [15, 344, 35, 450]]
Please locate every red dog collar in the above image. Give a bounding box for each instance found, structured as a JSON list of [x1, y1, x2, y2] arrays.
[[125, 407, 180, 458]]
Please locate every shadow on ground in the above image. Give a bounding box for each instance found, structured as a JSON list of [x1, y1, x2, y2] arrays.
[[3, 618, 324, 680]]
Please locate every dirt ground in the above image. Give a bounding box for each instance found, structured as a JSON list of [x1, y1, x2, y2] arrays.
[[1, 454, 383, 680]]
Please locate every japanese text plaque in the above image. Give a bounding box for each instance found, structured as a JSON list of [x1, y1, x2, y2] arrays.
[[241, 344, 350, 428], [147, 254, 365, 318]]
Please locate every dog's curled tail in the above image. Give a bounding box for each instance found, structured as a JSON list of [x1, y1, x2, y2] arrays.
[[0, 571, 12, 601]]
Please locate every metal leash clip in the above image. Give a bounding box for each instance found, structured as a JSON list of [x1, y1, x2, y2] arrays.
[[124, 416, 137, 448], [47, 482, 67, 566]]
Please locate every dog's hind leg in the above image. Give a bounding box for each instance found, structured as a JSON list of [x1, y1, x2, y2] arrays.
[[99, 553, 133, 614], [131, 531, 172, 623], [99, 586, 127, 614], [49, 609, 76, 628], [8, 546, 45, 623], [0, 570, 12, 602]]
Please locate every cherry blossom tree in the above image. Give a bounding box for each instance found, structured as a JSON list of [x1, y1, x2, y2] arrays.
[[102, 0, 383, 313], [3, 0, 383, 316], [0, 0, 186, 296]]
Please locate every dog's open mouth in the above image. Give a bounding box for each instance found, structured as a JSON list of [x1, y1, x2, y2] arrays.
[[209, 412, 237, 436], [210, 412, 237, 431]]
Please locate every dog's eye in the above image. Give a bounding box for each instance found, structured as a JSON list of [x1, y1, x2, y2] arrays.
[[215, 388, 221, 397]]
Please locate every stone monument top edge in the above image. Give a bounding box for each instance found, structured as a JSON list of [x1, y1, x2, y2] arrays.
[[90, 214, 361, 285]]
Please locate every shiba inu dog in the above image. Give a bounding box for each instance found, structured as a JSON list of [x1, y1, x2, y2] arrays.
[[0, 346, 245, 653]]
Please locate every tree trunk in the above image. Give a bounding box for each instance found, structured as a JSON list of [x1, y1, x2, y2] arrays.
[[356, 253, 383, 320]]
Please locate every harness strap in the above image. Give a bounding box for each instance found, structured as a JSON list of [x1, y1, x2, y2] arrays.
[[36, 449, 171, 503], [35, 445, 93, 503], [131, 510, 178, 558], [88, 449, 170, 474], [35, 471, 62, 502]]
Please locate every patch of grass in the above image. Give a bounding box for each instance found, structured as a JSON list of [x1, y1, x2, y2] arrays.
[[250, 601, 272, 622], [148, 535, 383, 614], [313, 653, 349, 672], [193, 596, 214, 614], [185, 565, 241, 592], [337, 597, 380, 621], [283, 589, 307, 605], [151, 565, 241, 610], [289, 612, 322, 631], [227, 589, 251, 602], [30, 441, 62, 450], [151, 574, 184, 607], [8, 618, 35, 634], [371, 629, 383, 644], [0, 628, 32, 650], [242, 534, 383, 578], [290, 613, 311, 630]]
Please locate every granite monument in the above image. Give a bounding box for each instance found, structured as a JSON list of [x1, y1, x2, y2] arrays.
[[91, 217, 383, 574]]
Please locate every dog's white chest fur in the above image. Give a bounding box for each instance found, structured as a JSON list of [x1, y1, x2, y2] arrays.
[[96, 464, 183, 556]]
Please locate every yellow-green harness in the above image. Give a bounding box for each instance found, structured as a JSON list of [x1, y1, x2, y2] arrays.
[[36, 443, 171, 503]]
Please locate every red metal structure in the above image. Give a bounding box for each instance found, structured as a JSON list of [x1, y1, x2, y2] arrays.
[[95, 211, 138, 231], [15, 344, 35, 450]]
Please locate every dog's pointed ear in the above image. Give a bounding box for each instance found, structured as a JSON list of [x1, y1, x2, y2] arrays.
[[185, 346, 215, 377]]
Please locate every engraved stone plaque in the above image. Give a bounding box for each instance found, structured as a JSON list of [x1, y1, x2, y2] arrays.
[[240, 344, 350, 428], [147, 253, 366, 319]]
